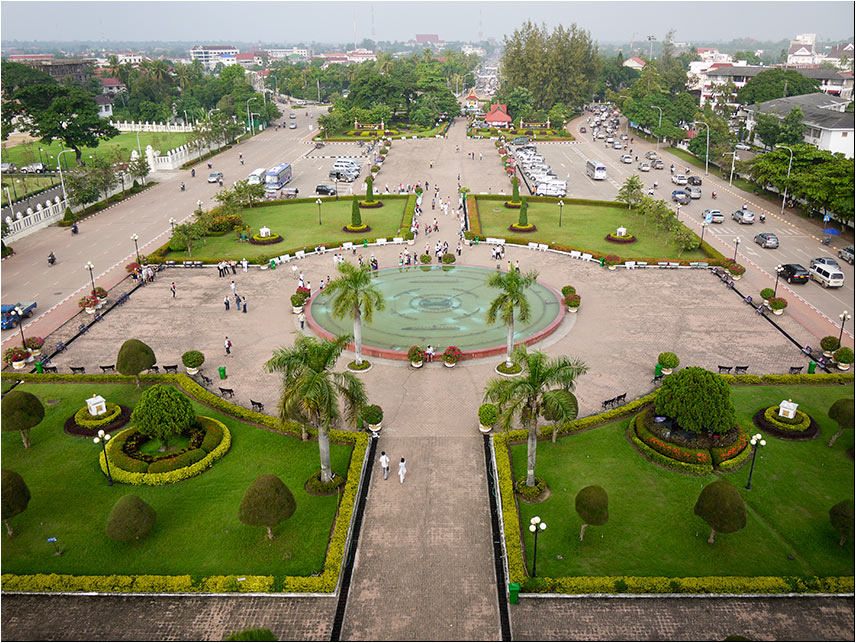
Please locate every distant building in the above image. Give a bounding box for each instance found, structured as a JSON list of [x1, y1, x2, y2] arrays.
[[485, 103, 512, 128], [743, 92, 854, 158], [787, 33, 822, 67], [462, 45, 486, 57], [822, 42, 855, 69], [94, 94, 113, 119], [622, 57, 646, 72], [190, 45, 240, 70], [411, 34, 446, 48], [100, 76, 126, 95], [696, 48, 732, 64], [267, 47, 309, 61], [347, 49, 377, 63], [9, 56, 94, 84], [700, 64, 854, 106], [464, 89, 482, 109], [104, 52, 143, 65], [235, 52, 267, 68]]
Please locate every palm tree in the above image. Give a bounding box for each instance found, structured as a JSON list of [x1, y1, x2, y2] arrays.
[[484, 345, 588, 486], [106, 55, 121, 80], [323, 262, 385, 366], [265, 335, 367, 483], [486, 269, 539, 368]]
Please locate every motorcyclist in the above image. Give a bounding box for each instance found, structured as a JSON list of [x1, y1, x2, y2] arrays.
[[191, 168, 196, 178], [759, 212, 766, 223], [48, 252, 56, 265], [71, 222, 79, 234], [712, 190, 717, 199], [180, 182, 186, 191]]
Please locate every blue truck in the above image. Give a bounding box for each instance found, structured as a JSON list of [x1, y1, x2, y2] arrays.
[[1, 302, 37, 329]]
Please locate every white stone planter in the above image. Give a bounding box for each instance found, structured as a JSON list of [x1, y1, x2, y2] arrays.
[[84, 307, 96, 315], [186, 367, 199, 375], [411, 360, 423, 368], [823, 350, 836, 359], [12, 359, 26, 370], [479, 424, 492, 434], [837, 362, 851, 371], [368, 422, 382, 433], [444, 360, 456, 368], [608, 265, 616, 271], [661, 368, 674, 375], [729, 274, 742, 281], [29, 348, 41, 357], [407, 239, 415, 246], [567, 306, 578, 313], [292, 306, 304, 314], [772, 308, 784, 316]]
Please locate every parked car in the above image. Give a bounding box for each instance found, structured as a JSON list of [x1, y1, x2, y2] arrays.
[[735, 142, 751, 150], [671, 190, 691, 205], [754, 232, 779, 248], [207, 171, 223, 183], [810, 256, 840, 269], [596, 131, 606, 139], [0, 162, 17, 173], [637, 161, 651, 172], [509, 136, 529, 146], [652, 159, 664, 170], [315, 184, 337, 196], [702, 208, 724, 223], [732, 209, 755, 224], [778, 263, 810, 284], [687, 176, 703, 186], [21, 162, 46, 174], [837, 246, 855, 265], [645, 151, 659, 160], [620, 154, 633, 164], [671, 174, 688, 185]]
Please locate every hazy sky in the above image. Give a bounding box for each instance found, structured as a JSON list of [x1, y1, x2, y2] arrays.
[[1, 0, 853, 45]]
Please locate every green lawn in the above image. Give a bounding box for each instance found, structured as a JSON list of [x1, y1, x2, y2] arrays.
[[475, 197, 708, 260], [509, 384, 854, 579], [1, 131, 194, 169], [1, 381, 353, 578], [1, 176, 60, 206], [165, 196, 413, 261]]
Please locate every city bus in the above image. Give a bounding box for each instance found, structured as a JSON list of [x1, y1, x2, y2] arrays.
[[585, 159, 607, 180], [264, 163, 293, 194], [247, 168, 266, 185]]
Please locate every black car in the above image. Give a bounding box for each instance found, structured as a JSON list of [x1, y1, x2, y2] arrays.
[[778, 263, 810, 284], [315, 185, 337, 196], [687, 176, 702, 186]]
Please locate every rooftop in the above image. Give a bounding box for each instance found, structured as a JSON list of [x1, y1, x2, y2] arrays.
[[750, 93, 855, 131]]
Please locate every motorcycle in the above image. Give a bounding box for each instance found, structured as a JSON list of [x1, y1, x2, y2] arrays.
[[180, 182, 186, 192], [47, 253, 56, 266], [759, 213, 766, 224], [71, 223, 79, 235], [711, 191, 717, 200]]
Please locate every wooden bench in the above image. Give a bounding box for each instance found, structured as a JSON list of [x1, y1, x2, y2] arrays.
[[651, 373, 664, 385], [718, 366, 732, 374], [55, 342, 67, 353], [99, 364, 116, 373], [250, 399, 265, 412], [219, 387, 235, 398], [614, 393, 627, 406], [116, 293, 130, 305], [42, 365, 58, 373], [148, 366, 160, 373], [200, 374, 213, 386], [601, 397, 616, 410], [163, 365, 178, 374], [789, 366, 804, 375], [734, 366, 749, 375], [70, 366, 86, 375], [78, 324, 88, 335]]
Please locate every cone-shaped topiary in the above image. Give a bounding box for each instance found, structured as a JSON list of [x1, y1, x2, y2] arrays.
[[655, 366, 735, 435], [828, 398, 855, 447], [239, 474, 296, 540], [575, 485, 608, 541], [518, 198, 529, 227], [130, 384, 196, 449], [1, 390, 44, 449], [365, 176, 374, 202], [694, 479, 746, 544], [829, 499, 854, 546], [116, 339, 157, 389], [511, 176, 520, 203], [1, 470, 31, 537], [106, 495, 156, 542], [351, 196, 362, 228]]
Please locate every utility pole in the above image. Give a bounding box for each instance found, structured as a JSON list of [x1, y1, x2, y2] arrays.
[[648, 35, 656, 61]]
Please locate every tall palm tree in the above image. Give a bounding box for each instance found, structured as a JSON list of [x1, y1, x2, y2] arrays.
[[106, 55, 121, 80], [323, 262, 385, 366], [486, 269, 539, 368], [484, 345, 588, 486], [265, 335, 367, 483]]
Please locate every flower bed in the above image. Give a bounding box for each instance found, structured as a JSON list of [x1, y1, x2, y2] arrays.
[[64, 402, 129, 437], [508, 224, 537, 233], [605, 233, 637, 244], [342, 225, 372, 233], [249, 233, 283, 245], [514, 476, 548, 501], [358, 201, 383, 209], [753, 407, 820, 441]]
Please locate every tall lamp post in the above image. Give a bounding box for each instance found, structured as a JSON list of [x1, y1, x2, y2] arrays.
[[85, 261, 96, 296], [745, 433, 766, 490], [93, 430, 114, 486], [251, 112, 261, 133], [246, 98, 258, 136], [650, 105, 663, 151], [12, 306, 28, 349], [773, 265, 783, 297], [838, 311, 852, 344], [722, 151, 737, 185], [732, 237, 740, 262], [57, 149, 75, 201], [558, 200, 564, 228], [131, 233, 140, 264], [528, 516, 547, 577], [691, 120, 710, 175], [316, 198, 322, 225], [700, 222, 708, 246], [774, 144, 794, 216]]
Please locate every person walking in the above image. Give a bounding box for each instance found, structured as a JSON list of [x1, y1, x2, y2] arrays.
[[398, 457, 407, 484], [242, 296, 248, 313], [242, 258, 248, 273], [170, 282, 176, 298], [292, 264, 298, 279], [230, 280, 236, 297], [224, 296, 230, 311], [235, 293, 241, 310], [298, 311, 306, 330], [230, 260, 237, 275], [225, 336, 232, 356], [379, 451, 391, 480]]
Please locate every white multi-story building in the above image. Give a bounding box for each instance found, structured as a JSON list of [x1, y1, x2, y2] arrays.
[[267, 47, 310, 61], [190, 45, 240, 70], [699, 64, 854, 106], [346, 49, 377, 63], [696, 48, 733, 64]]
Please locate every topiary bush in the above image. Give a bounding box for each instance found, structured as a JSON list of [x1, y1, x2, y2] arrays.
[[106, 495, 156, 542], [181, 350, 205, 369], [657, 352, 680, 369], [834, 347, 854, 365], [1, 390, 44, 449], [441, 252, 456, 264], [656, 367, 736, 436], [479, 403, 498, 427], [73, 402, 122, 430], [130, 385, 197, 449], [116, 339, 156, 389], [575, 485, 609, 541], [821, 336, 841, 353], [350, 196, 362, 228], [694, 479, 746, 544], [238, 474, 296, 540], [225, 628, 278, 641], [1, 470, 31, 537], [419, 254, 432, 264], [830, 499, 854, 546], [760, 288, 775, 301], [828, 398, 855, 447]]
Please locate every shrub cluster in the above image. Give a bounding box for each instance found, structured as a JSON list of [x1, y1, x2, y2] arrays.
[[514, 476, 546, 500], [209, 214, 243, 232], [73, 402, 122, 430], [633, 413, 713, 467], [763, 406, 812, 432], [250, 233, 283, 245]]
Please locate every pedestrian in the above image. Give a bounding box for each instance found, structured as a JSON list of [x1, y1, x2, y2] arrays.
[[224, 296, 230, 311], [515, 259, 520, 273], [426, 344, 435, 362], [398, 457, 407, 484], [230, 260, 237, 275], [230, 280, 236, 296], [170, 282, 176, 298], [292, 264, 298, 279], [298, 311, 306, 330], [235, 293, 241, 310], [380, 451, 390, 480], [242, 258, 248, 273], [225, 336, 232, 355], [242, 296, 247, 313], [479, 152, 483, 161]]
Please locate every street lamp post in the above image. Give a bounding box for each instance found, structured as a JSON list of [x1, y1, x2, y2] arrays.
[[13, 306, 27, 350], [838, 311, 852, 344], [251, 112, 261, 133], [558, 200, 564, 228], [85, 261, 96, 297], [316, 198, 322, 225], [773, 265, 783, 297], [722, 151, 737, 186], [774, 144, 794, 217], [733, 237, 740, 262], [38, 147, 44, 166], [246, 98, 258, 136], [57, 149, 75, 201], [528, 516, 547, 577], [700, 222, 707, 246], [650, 106, 663, 151], [131, 233, 140, 264], [691, 120, 710, 175], [745, 433, 766, 490], [93, 430, 113, 486]]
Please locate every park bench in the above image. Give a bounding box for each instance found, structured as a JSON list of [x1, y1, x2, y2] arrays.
[[614, 393, 627, 406], [93, 313, 103, 323], [636, 261, 648, 267], [295, 250, 306, 260], [200, 374, 213, 386], [601, 397, 615, 410], [55, 342, 67, 353], [718, 366, 732, 374], [527, 242, 539, 251], [538, 244, 549, 252], [789, 366, 804, 375], [624, 261, 636, 269], [163, 365, 178, 374], [392, 237, 404, 244], [570, 251, 582, 259], [70, 366, 86, 375], [279, 254, 291, 263], [734, 366, 749, 375], [581, 253, 593, 262], [78, 324, 88, 335], [116, 293, 130, 305], [43, 366, 58, 374], [99, 364, 116, 373], [147, 366, 159, 373], [376, 239, 387, 246], [219, 387, 235, 398], [251, 399, 265, 412], [651, 373, 664, 385]]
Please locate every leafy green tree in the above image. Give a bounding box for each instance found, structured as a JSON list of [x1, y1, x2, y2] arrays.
[[1, 390, 44, 449], [1, 470, 31, 537], [322, 262, 385, 366], [673, 226, 701, 257], [365, 176, 375, 202], [753, 112, 781, 150], [483, 345, 588, 486], [116, 338, 157, 388], [829, 499, 854, 546], [232, 179, 265, 208], [828, 398, 855, 447], [238, 475, 296, 540], [64, 168, 101, 207], [737, 68, 820, 105], [128, 155, 150, 186], [130, 385, 196, 449], [106, 495, 156, 542], [86, 156, 119, 203], [733, 51, 763, 64], [694, 479, 746, 544], [172, 222, 203, 256], [265, 335, 367, 481], [617, 175, 644, 210], [486, 268, 538, 368], [576, 485, 608, 541], [655, 367, 736, 435], [777, 106, 806, 146]]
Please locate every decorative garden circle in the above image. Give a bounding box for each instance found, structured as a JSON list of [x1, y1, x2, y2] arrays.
[[605, 233, 637, 244], [304, 470, 346, 495], [752, 407, 820, 441], [343, 225, 372, 233], [249, 234, 284, 245], [514, 476, 550, 503], [64, 404, 132, 438], [508, 224, 538, 233]]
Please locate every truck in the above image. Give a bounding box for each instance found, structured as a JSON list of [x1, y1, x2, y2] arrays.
[[1, 302, 37, 330]]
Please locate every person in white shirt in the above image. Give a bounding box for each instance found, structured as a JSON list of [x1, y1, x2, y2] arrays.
[[379, 452, 390, 480], [398, 457, 407, 484]]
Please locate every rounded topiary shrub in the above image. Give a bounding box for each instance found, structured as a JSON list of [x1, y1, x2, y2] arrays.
[[2, 469, 31, 537], [116, 338, 156, 388], [576, 485, 609, 541], [131, 385, 197, 449], [655, 367, 736, 436], [1, 390, 44, 449], [106, 495, 156, 542], [239, 474, 296, 540], [249, 233, 283, 245], [181, 350, 205, 369], [479, 403, 498, 427], [821, 336, 841, 353], [694, 479, 746, 544], [657, 352, 680, 369]]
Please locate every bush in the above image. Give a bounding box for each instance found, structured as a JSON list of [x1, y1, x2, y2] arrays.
[[830, 500, 854, 546], [291, 293, 307, 307], [441, 252, 456, 264], [105, 495, 156, 542], [78, 295, 98, 309], [116, 339, 157, 387], [769, 297, 788, 311], [442, 345, 463, 364], [24, 336, 44, 351], [225, 628, 278, 641], [634, 413, 712, 466], [3, 347, 30, 364], [419, 254, 432, 264], [250, 233, 283, 245], [146, 448, 207, 473], [1, 390, 44, 449], [821, 336, 841, 352], [565, 293, 581, 308], [760, 288, 775, 301], [200, 422, 225, 452], [478, 403, 498, 426], [73, 402, 122, 430], [92, 286, 108, 299], [514, 475, 547, 500], [209, 214, 243, 233], [694, 480, 746, 543], [576, 485, 609, 540], [657, 352, 680, 369], [655, 367, 735, 435], [834, 347, 854, 365], [181, 350, 205, 369], [1, 470, 30, 536], [131, 385, 196, 448], [763, 406, 811, 432], [727, 263, 746, 276], [408, 346, 425, 362], [361, 404, 383, 424], [561, 285, 576, 296], [603, 254, 621, 266], [238, 474, 296, 540]]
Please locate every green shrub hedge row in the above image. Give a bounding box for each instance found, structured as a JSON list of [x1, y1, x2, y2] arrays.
[[73, 402, 122, 429], [633, 413, 715, 468], [0, 573, 279, 593], [710, 427, 750, 467], [763, 407, 811, 432]]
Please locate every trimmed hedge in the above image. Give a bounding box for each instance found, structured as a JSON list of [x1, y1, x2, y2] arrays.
[[763, 406, 811, 432], [631, 414, 714, 473], [521, 575, 854, 595], [73, 402, 122, 429]]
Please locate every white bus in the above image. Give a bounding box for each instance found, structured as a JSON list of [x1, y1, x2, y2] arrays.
[[264, 163, 293, 193], [585, 159, 607, 180], [247, 168, 266, 185]]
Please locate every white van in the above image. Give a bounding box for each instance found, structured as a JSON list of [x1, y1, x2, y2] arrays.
[[247, 168, 266, 185], [809, 263, 845, 288]]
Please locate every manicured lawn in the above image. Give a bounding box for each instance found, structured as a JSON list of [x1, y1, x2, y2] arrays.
[[475, 197, 708, 260], [1, 176, 60, 206], [164, 196, 413, 261], [509, 384, 854, 579], [1, 131, 194, 169], [1, 381, 353, 578]]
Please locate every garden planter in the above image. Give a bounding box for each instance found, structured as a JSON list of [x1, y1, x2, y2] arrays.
[[567, 306, 578, 313], [444, 361, 456, 368], [730, 274, 741, 281], [29, 348, 41, 357], [661, 368, 673, 375], [186, 367, 199, 375], [823, 350, 836, 358], [97, 297, 106, 308], [772, 309, 783, 316], [368, 422, 382, 433], [407, 239, 415, 246], [85, 307, 96, 314], [479, 424, 492, 434], [411, 360, 423, 368], [11, 359, 26, 370], [837, 362, 851, 371], [292, 306, 304, 314], [608, 265, 616, 271]]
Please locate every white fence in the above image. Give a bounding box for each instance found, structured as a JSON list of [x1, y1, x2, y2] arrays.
[[144, 140, 226, 172], [110, 120, 194, 133]]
